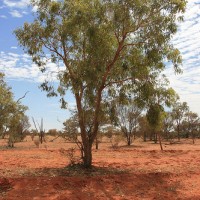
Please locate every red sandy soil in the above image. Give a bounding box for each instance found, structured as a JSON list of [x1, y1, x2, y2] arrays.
[[1, 136, 200, 200]]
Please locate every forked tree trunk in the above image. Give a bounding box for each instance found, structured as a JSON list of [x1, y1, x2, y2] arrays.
[[75, 88, 102, 168]]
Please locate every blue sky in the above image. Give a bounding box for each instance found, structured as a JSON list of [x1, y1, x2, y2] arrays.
[[0, 0, 200, 130]]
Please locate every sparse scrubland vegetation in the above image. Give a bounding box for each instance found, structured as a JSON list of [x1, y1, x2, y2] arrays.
[[1, 0, 200, 199]]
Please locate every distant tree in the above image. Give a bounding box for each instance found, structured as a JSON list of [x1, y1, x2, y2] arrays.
[[172, 101, 189, 141], [0, 73, 15, 139], [16, 115, 31, 140], [0, 73, 29, 147], [115, 99, 142, 145], [138, 115, 152, 142], [47, 129, 58, 136], [101, 125, 120, 140], [8, 108, 29, 147], [142, 75, 179, 145], [183, 112, 199, 144], [163, 112, 174, 141], [146, 104, 164, 150], [30, 129, 38, 141], [15, 0, 186, 167]]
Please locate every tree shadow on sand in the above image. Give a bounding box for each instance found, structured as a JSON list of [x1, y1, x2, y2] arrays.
[[3, 165, 191, 200]]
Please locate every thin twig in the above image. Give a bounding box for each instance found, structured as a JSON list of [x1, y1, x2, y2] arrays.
[[16, 91, 29, 103]]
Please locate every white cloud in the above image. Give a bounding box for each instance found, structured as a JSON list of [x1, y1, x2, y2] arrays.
[[0, 15, 7, 19], [0, 52, 64, 83], [11, 46, 18, 49], [3, 0, 30, 18], [3, 0, 29, 9], [9, 9, 23, 17]]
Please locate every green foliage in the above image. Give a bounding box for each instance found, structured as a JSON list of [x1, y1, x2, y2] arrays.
[[146, 104, 164, 131], [63, 115, 80, 142], [172, 101, 189, 121], [0, 73, 29, 146], [15, 0, 186, 99]]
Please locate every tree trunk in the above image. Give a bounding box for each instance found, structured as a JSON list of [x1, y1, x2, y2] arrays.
[[166, 132, 169, 141], [134, 131, 136, 140], [40, 131, 45, 144], [192, 137, 195, 144], [150, 131, 153, 141], [82, 142, 92, 168], [127, 133, 131, 146], [75, 89, 102, 168], [154, 132, 158, 144], [1, 132, 5, 139], [143, 132, 146, 142], [95, 137, 99, 150], [158, 132, 163, 151], [177, 125, 180, 141], [192, 131, 195, 144]]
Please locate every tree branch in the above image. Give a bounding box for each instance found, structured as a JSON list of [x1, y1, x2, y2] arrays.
[[17, 91, 29, 103], [105, 77, 135, 88], [122, 41, 146, 49]]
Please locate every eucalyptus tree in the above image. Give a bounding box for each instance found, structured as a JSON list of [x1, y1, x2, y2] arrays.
[[0, 73, 29, 146], [138, 115, 151, 142], [143, 75, 179, 149], [15, 0, 186, 167], [115, 99, 142, 145], [146, 104, 165, 150], [0, 73, 14, 138], [163, 111, 174, 141], [16, 115, 31, 141], [172, 101, 189, 141], [183, 111, 199, 144], [8, 105, 29, 147]]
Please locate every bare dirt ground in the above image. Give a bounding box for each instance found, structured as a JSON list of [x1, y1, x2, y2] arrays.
[[1, 136, 200, 200]]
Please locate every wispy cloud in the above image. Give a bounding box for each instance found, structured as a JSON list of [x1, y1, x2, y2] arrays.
[[165, 0, 200, 114], [0, 15, 7, 19], [9, 10, 23, 18], [3, 0, 29, 9], [2, 0, 30, 18], [0, 52, 64, 83], [11, 46, 18, 49]]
